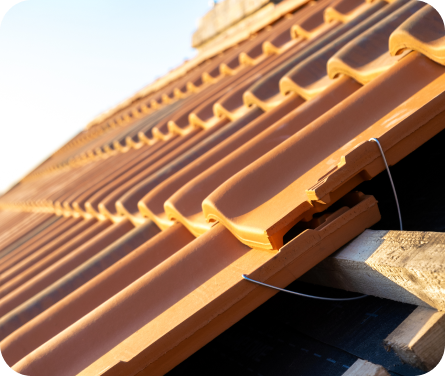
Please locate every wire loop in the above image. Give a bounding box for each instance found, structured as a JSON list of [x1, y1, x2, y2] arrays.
[[242, 274, 368, 301], [242, 137, 403, 301], [369, 138, 403, 231]]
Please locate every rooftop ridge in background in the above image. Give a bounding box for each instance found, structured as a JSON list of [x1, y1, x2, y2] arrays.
[[1, 1, 445, 375]]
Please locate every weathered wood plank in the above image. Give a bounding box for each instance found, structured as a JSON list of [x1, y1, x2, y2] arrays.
[[384, 306, 445, 372], [342, 359, 390, 376], [300, 230, 445, 310]]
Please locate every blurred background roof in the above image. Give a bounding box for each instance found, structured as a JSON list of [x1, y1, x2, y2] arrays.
[[0, 0, 212, 193]]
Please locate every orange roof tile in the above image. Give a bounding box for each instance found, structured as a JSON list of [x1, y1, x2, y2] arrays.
[[0, 1, 444, 375]]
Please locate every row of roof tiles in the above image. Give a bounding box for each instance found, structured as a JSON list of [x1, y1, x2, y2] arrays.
[[1, 0, 443, 249], [21, 0, 366, 171], [0, 0, 444, 375]]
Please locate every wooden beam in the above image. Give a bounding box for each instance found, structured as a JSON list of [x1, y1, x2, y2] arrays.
[[342, 360, 390, 376], [384, 306, 445, 372], [300, 230, 445, 310]]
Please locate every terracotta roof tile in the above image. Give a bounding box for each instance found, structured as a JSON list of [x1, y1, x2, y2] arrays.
[[328, 0, 425, 84], [165, 77, 357, 237], [203, 51, 445, 249], [15, 194, 379, 376], [281, 0, 395, 98], [0, 222, 192, 366], [325, 0, 370, 23], [389, 4, 445, 64], [0, 219, 131, 318], [0, 1, 444, 374]]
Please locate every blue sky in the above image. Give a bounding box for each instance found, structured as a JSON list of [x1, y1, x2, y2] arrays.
[[0, 0, 212, 192]]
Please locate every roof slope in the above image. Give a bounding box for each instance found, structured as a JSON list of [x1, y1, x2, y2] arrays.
[[0, 0, 444, 375]]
